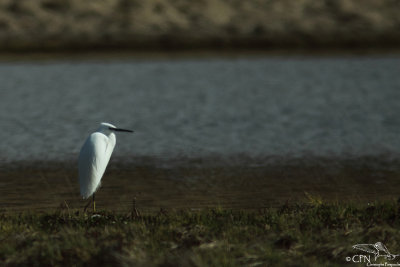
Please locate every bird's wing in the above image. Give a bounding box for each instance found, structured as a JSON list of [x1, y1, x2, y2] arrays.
[[353, 244, 378, 254], [78, 132, 112, 198]]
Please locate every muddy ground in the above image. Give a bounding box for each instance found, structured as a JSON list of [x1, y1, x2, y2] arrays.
[[1, 156, 400, 212]]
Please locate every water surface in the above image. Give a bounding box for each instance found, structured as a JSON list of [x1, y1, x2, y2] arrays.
[[1, 55, 400, 210], [0, 55, 399, 163]]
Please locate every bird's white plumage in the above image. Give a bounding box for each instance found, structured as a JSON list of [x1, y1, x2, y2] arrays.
[[78, 123, 116, 199]]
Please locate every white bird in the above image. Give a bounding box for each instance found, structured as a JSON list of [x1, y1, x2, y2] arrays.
[[78, 122, 133, 211]]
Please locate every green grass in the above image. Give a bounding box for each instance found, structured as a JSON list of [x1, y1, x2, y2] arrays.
[[2, 201, 400, 266]]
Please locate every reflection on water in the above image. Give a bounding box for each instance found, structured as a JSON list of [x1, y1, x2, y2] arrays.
[[0, 56, 399, 162]]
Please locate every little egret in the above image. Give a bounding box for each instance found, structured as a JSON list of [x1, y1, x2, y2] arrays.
[[78, 122, 133, 211]]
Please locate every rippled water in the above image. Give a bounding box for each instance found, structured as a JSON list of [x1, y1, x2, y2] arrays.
[[1, 55, 399, 162]]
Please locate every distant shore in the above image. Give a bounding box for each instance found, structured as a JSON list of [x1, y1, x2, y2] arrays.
[[1, 0, 399, 52]]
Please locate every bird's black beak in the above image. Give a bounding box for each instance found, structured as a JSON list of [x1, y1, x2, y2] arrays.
[[109, 127, 134, 133]]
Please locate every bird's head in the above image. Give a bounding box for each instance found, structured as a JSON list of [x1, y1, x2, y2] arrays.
[[97, 122, 134, 134]]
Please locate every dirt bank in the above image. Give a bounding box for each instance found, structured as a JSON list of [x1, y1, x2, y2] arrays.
[[1, 155, 400, 211], [0, 0, 399, 52]]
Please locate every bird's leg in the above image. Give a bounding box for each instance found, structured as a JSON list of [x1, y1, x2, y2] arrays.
[[93, 193, 96, 212], [84, 198, 92, 212], [131, 196, 140, 218]]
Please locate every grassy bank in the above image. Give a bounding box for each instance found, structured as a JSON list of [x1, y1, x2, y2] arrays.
[[2, 201, 400, 266]]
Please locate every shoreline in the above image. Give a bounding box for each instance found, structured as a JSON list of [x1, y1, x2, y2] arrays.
[[1, 153, 400, 169], [1, 47, 400, 62]]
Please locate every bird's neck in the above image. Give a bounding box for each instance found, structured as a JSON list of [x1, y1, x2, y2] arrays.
[[105, 132, 116, 139], [98, 130, 115, 139]]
